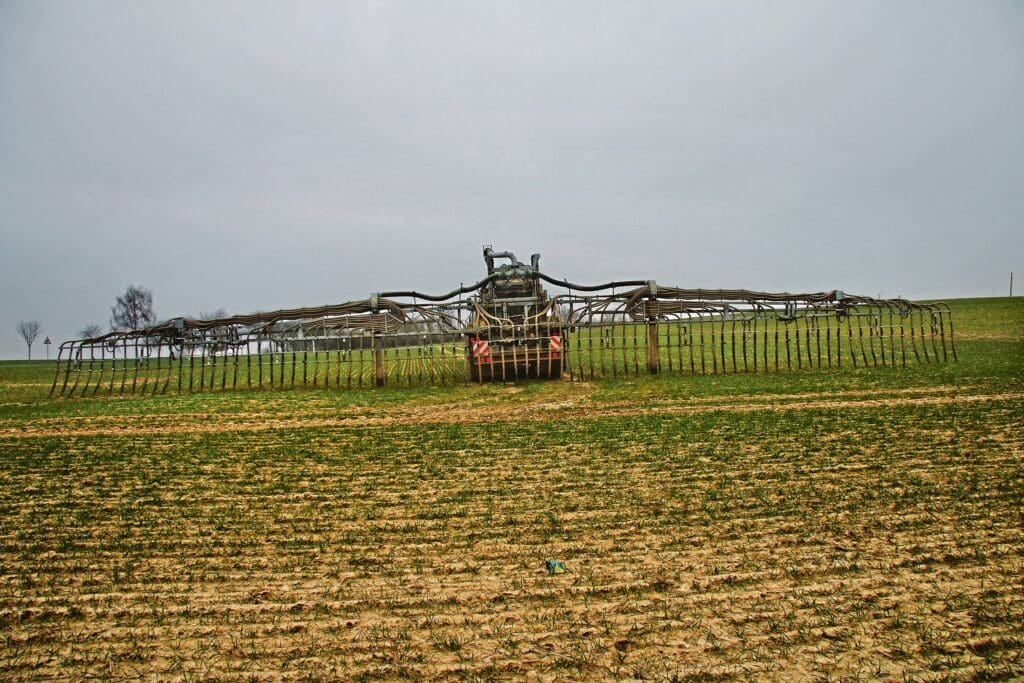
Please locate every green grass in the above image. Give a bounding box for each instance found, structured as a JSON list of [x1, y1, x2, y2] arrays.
[[935, 296, 1024, 340]]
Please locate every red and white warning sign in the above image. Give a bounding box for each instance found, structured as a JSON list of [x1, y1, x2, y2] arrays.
[[470, 338, 492, 362], [549, 335, 562, 358]]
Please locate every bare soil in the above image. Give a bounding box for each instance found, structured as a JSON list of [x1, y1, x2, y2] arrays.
[[1, 388, 1021, 680]]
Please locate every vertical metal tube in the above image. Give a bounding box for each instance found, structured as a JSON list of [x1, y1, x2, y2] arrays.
[[856, 312, 868, 366], [78, 345, 90, 397], [313, 337, 320, 389], [898, 311, 907, 367], [440, 344, 448, 386], [785, 324, 792, 370], [56, 344, 73, 397], [887, 305, 897, 367], [93, 343, 105, 397], [509, 332, 519, 384], [133, 337, 143, 394], [576, 318, 585, 382], [374, 333, 385, 387], [406, 345, 413, 386], [814, 315, 822, 368], [676, 318, 684, 375], [88, 344, 101, 396], [825, 318, 832, 368], [646, 317, 659, 375], [120, 337, 130, 395], [336, 334, 344, 388], [360, 335, 368, 387], [209, 344, 217, 392], [699, 318, 707, 375], [868, 311, 879, 366], [545, 320, 553, 379], [256, 337, 264, 387], [794, 320, 802, 369], [720, 315, 728, 373], [161, 342, 174, 395], [743, 317, 750, 373], [710, 317, 718, 374], [877, 308, 887, 366], [278, 342, 285, 386], [632, 318, 639, 376], [176, 343, 184, 393], [430, 340, 437, 385], [49, 346, 63, 398], [846, 312, 856, 367], [150, 340, 161, 395], [197, 341, 206, 392], [919, 310, 931, 364], [588, 314, 595, 380], [835, 312, 842, 368], [763, 314, 769, 372], [750, 314, 759, 373], [908, 312, 920, 364], [729, 316, 737, 373], [347, 339, 354, 389], [688, 316, 697, 375], [71, 345, 87, 397], [677, 318, 685, 375], [608, 324, 616, 378], [773, 321, 779, 372], [805, 316, 813, 368], [947, 308, 957, 362], [222, 345, 230, 391], [102, 337, 112, 393], [350, 341, 357, 389]]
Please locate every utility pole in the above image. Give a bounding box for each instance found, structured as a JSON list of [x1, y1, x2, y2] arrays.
[[1011, 272, 1014, 297]]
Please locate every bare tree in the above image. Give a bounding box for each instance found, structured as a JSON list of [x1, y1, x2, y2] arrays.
[[16, 320, 41, 360], [80, 323, 103, 339], [193, 309, 227, 321], [110, 285, 156, 331]]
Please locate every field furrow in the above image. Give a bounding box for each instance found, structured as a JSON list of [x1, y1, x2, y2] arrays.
[[1, 300, 1022, 679]]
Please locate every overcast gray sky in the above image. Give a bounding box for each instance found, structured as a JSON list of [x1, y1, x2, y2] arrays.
[[1, 1, 1021, 359]]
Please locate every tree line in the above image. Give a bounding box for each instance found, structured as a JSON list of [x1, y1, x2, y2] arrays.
[[17, 284, 162, 360]]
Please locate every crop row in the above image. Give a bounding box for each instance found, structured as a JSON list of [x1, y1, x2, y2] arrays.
[[1, 398, 1021, 679]]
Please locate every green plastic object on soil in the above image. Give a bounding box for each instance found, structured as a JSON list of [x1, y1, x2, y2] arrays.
[[546, 559, 566, 575]]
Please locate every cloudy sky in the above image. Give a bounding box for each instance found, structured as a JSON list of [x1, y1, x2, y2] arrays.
[[1, 1, 1021, 359]]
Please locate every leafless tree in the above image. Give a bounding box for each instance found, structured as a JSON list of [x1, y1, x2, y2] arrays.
[[110, 285, 156, 331], [16, 320, 41, 360], [80, 323, 103, 339], [195, 308, 227, 321]]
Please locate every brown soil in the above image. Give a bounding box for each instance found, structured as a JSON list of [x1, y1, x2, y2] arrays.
[[1, 390, 1021, 680]]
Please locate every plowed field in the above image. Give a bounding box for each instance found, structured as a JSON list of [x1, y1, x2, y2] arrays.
[[1, 297, 1021, 680]]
